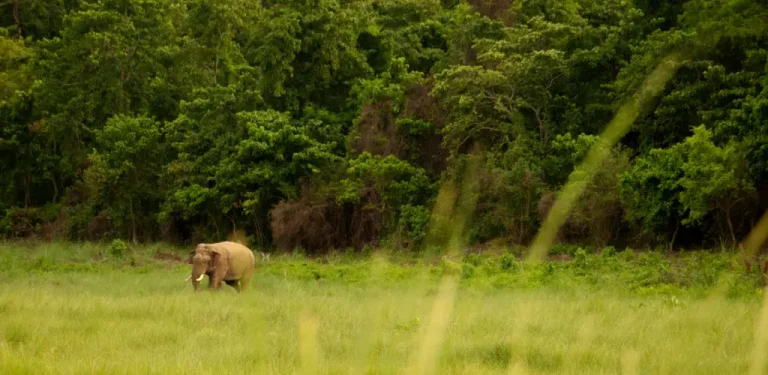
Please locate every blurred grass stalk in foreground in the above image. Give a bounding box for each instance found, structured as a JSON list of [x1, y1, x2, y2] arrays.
[[408, 144, 482, 375], [299, 312, 320, 374], [747, 211, 768, 375]]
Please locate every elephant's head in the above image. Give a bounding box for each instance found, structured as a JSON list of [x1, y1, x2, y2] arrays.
[[185, 243, 221, 292]]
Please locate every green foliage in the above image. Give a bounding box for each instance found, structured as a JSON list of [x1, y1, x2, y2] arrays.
[[397, 204, 431, 244], [339, 153, 433, 207], [350, 56, 422, 111], [0, 31, 32, 101], [468, 136, 544, 243], [163, 87, 341, 241], [601, 246, 617, 258], [108, 239, 128, 258], [567, 135, 632, 245], [2, 0, 768, 252], [499, 252, 521, 273], [543, 133, 601, 187], [395, 117, 433, 137], [677, 126, 754, 230], [337, 153, 434, 245], [251, 0, 373, 112], [84, 115, 166, 241], [620, 145, 686, 241], [621, 125, 756, 243]]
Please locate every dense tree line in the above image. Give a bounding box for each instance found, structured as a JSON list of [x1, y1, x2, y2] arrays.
[[1, 0, 767, 252]]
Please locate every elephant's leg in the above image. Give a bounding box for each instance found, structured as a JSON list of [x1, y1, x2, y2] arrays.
[[211, 277, 223, 290], [210, 265, 229, 291], [239, 273, 252, 293], [207, 272, 215, 289]]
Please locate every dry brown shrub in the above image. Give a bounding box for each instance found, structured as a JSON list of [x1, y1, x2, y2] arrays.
[[4, 206, 69, 240], [537, 186, 625, 247], [153, 250, 183, 262], [40, 210, 70, 241], [86, 210, 111, 241], [398, 83, 448, 176], [351, 100, 404, 157], [466, 0, 516, 26], [537, 189, 611, 245], [270, 180, 388, 253], [346, 185, 384, 249], [27, 120, 43, 133], [570, 191, 625, 247], [471, 166, 540, 244], [3, 208, 40, 238], [402, 83, 443, 125], [350, 83, 448, 174], [227, 229, 249, 246], [270, 194, 347, 253]]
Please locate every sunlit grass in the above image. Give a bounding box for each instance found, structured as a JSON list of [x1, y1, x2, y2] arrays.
[[0, 266, 761, 374]]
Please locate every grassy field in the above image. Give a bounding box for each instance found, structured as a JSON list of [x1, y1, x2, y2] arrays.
[[1, 242, 767, 374]]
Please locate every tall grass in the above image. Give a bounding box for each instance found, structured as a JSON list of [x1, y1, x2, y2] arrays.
[[0, 263, 762, 374], [0, 237, 766, 374]]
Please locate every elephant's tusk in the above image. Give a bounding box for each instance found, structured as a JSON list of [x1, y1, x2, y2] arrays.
[[185, 275, 192, 282], [196, 274, 205, 282]]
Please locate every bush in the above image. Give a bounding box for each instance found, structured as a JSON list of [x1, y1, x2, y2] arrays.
[[542, 133, 632, 246], [270, 194, 347, 254], [461, 262, 476, 279], [601, 246, 617, 258], [550, 243, 581, 257], [573, 248, 591, 274], [397, 204, 431, 246], [467, 140, 544, 244], [109, 239, 128, 258], [499, 252, 521, 273]]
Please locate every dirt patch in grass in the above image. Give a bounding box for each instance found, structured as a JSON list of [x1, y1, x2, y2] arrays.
[[153, 250, 184, 263]]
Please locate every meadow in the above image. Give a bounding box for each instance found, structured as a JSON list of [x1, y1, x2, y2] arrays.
[[1, 241, 767, 374]]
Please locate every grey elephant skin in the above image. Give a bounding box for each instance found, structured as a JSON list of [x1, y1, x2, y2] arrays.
[[186, 241, 255, 293]]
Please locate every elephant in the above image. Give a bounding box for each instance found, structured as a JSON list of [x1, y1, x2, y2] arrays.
[[185, 241, 255, 293]]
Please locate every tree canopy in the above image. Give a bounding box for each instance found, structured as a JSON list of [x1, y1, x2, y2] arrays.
[[2, 0, 767, 251]]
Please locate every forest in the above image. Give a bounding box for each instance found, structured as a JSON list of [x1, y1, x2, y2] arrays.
[[2, 0, 768, 253]]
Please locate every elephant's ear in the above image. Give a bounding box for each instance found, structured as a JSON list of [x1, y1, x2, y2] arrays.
[[208, 245, 224, 266], [208, 244, 223, 255], [187, 251, 195, 264]]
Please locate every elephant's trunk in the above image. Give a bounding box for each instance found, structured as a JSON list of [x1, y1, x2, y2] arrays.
[[190, 263, 207, 292], [191, 274, 203, 293]]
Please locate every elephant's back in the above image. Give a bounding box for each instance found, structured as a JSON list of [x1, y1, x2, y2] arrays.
[[215, 241, 255, 265]]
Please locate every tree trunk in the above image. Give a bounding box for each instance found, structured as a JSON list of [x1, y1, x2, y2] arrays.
[[13, 0, 24, 38], [129, 196, 138, 244], [534, 110, 545, 146], [523, 187, 531, 242], [714, 214, 727, 245], [725, 207, 736, 246], [51, 176, 58, 203], [212, 214, 220, 239], [24, 174, 31, 208], [668, 220, 679, 252]]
